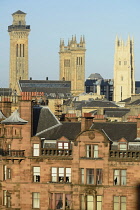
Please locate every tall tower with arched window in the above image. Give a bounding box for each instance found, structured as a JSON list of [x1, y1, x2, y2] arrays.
[[8, 10, 30, 91], [59, 35, 86, 95], [113, 36, 135, 102]]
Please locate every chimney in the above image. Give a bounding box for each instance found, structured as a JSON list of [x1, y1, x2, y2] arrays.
[[81, 113, 93, 131], [65, 113, 78, 122], [93, 115, 106, 122]]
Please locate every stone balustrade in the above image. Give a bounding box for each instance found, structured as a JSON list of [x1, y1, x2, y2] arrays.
[[41, 148, 72, 156], [109, 150, 140, 160]]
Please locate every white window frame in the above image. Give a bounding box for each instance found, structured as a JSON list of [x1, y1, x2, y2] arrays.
[[33, 167, 40, 182], [33, 144, 39, 156], [32, 192, 40, 208]]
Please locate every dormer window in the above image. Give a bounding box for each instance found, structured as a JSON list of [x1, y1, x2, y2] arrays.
[[119, 143, 127, 150], [57, 142, 69, 150]]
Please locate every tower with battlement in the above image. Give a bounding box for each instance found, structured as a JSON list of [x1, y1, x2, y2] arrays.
[[59, 35, 86, 95], [8, 10, 30, 92], [113, 36, 135, 102]]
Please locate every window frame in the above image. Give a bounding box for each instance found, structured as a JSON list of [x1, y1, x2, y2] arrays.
[[32, 192, 40, 209], [113, 196, 126, 210], [33, 144, 40, 156], [81, 194, 102, 210], [114, 169, 126, 186], [86, 144, 99, 158], [51, 167, 71, 183], [33, 166, 40, 183], [81, 168, 102, 185], [50, 193, 72, 210]]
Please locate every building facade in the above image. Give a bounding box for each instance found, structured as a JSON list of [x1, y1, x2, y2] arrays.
[[85, 74, 113, 101], [8, 10, 30, 91], [113, 36, 135, 102], [0, 98, 140, 209], [59, 36, 86, 96]]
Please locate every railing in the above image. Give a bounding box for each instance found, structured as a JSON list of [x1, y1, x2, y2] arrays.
[[41, 148, 72, 156], [1, 150, 25, 157], [109, 150, 140, 160]]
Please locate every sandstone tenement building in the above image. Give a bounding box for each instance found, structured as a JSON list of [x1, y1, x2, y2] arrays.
[[113, 36, 135, 102], [8, 10, 30, 92], [0, 97, 140, 209], [59, 36, 86, 96]]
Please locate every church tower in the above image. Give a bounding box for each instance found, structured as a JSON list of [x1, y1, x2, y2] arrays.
[[8, 10, 30, 91], [59, 35, 86, 95], [113, 36, 135, 102]]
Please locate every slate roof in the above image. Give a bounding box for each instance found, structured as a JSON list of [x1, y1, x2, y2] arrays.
[[120, 97, 131, 103], [1, 110, 28, 125], [12, 10, 26, 15], [91, 122, 137, 142], [33, 106, 61, 136], [75, 100, 118, 110], [129, 99, 140, 105], [37, 121, 81, 140], [104, 108, 130, 117], [0, 88, 12, 96], [88, 73, 103, 80], [19, 80, 71, 99]]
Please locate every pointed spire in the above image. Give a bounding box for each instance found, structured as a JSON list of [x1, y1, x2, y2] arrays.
[[80, 35, 83, 43], [74, 34, 76, 42], [68, 39, 70, 46], [71, 35, 73, 42], [83, 35, 85, 43]]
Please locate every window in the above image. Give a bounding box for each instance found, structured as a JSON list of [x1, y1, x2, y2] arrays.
[[81, 168, 84, 184], [119, 143, 127, 150], [64, 59, 70, 67], [3, 191, 11, 208], [86, 145, 98, 158], [33, 144, 39, 156], [96, 169, 102, 185], [57, 142, 69, 149], [7, 196, 11, 208], [87, 169, 94, 184], [119, 61, 121, 65], [124, 61, 127, 65], [81, 169, 102, 185], [3, 166, 11, 180], [3, 190, 6, 206], [33, 167, 40, 182], [50, 193, 71, 209], [97, 196, 102, 210], [51, 167, 71, 183], [77, 57, 82, 65], [114, 170, 126, 185], [32, 192, 40, 208], [114, 196, 126, 210], [81, 195, 102, 210]]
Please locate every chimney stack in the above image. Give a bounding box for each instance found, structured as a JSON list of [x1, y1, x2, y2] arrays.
[[81, 113, 93, 131]]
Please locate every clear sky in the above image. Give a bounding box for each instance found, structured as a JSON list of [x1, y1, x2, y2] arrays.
[[0, 0, 140, 87]]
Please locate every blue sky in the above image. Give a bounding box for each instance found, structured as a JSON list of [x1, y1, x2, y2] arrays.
[[0, 0, 140, 87]]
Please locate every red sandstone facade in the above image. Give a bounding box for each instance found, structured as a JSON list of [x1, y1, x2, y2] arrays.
[[0, 99, 140, 210]]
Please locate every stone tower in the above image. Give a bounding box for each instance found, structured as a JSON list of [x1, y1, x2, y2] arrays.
[[113, 36, 135, 102], [8, 10, 30, 92], [59, 35, 86, 95]]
